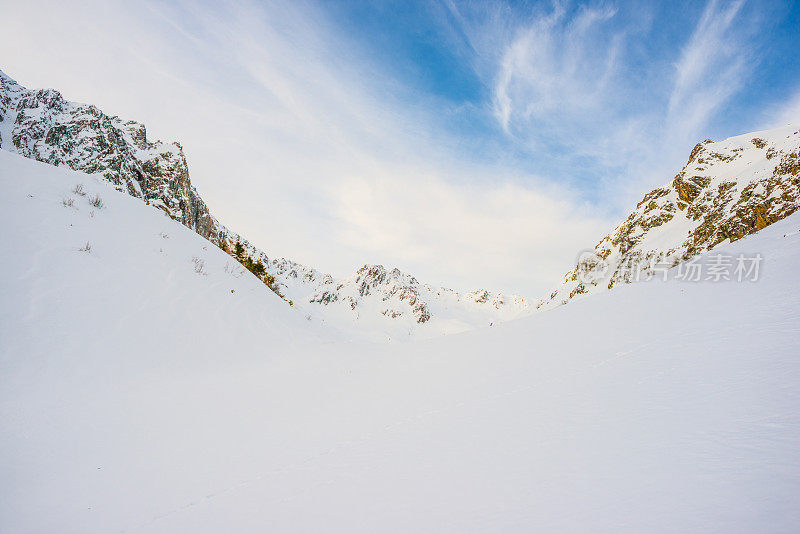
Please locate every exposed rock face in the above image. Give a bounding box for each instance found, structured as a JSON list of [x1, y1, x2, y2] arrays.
[[311, 265, 433, 324], [0, 70, 219, 240], [538, 124, 800, 310], [0, 69, 528, 339], [308, 264, 527, 333]]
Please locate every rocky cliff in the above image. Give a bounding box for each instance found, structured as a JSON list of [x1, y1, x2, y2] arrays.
[[537, 124, 800, 310], [0, 70, 220, 240]]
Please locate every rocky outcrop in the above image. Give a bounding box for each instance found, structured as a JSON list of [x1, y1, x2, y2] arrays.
[[538, 124, 800, 310], [0, 70, 220, 241], [308, 264, 526, 329], [309, 265, 433, 325]]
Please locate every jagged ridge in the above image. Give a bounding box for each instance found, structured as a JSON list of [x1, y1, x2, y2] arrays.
[[0, 70, 219, 239], [538, 124, 800, 309]]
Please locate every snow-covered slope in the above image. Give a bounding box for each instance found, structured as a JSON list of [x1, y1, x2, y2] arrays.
[[538, 124, 800, 309], [0, 150, 330, 347], [2, 145, 800, 532], [0, 69, 528, 339]]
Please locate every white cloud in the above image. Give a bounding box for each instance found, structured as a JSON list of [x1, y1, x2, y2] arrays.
[[483, 0, 759, 209], [760, 87, 800, 129], [665, 0, 748, 146], [330, 166, 608, 294], [495, 5, 619, 133], [491, 3, 621, 140]]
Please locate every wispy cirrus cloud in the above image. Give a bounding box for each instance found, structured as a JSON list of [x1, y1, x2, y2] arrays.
[[469, 0, 761, 205], [760, 87, 800, 130], [493, 3, 621, 134], [666, 0, 749, 146]]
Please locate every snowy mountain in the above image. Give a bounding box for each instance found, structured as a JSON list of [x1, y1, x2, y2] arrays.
[[309, 264, 528, 339], [538, 124, 800, 310], [2, 147, 799, 532], [0, 69, 527, 338], [0, 69, 219, 238]]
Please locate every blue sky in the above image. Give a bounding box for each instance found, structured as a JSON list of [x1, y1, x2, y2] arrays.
[[1, 0, 799, 296], [320, 0, 800, 197]]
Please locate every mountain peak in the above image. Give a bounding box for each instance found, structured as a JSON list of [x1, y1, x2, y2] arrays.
[[538, 123, 800, 310]]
